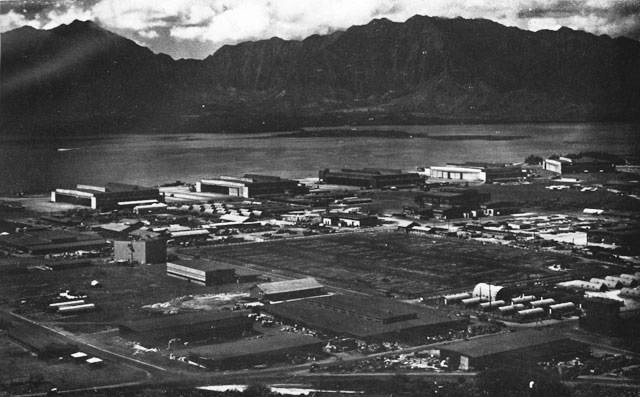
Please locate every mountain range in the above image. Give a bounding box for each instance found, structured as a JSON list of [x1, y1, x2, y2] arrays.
[[2, 16, 640, 136]]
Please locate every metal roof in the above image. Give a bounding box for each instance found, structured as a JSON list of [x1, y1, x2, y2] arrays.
[[120, 310, 249, 333], [168, 259, 234, 272], [440, 330, 569, 358], [253, 277, 323, 295]]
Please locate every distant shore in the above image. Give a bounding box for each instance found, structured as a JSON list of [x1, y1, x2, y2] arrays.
[[256, 130, 530, 141]]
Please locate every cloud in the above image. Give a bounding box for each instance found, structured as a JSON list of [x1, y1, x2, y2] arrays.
[[138, 29, 159, 39], [0, 10, 42, 32], [1, 0, 639, 58]]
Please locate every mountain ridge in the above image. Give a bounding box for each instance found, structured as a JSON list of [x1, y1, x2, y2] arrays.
[[2, 16, 640, 136]]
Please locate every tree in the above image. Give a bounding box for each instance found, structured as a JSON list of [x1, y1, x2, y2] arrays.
[[525, 155, 543, 165]]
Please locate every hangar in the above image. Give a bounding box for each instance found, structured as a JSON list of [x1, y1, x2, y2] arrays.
[[264, 294, 469, 342], [118, 311, 253, 346], [440, 330, 587, 370], [196, 175, 307, 198], [167, 259, 236, 285], [186, 333, 324, 370], [51, 182, 163, 210]]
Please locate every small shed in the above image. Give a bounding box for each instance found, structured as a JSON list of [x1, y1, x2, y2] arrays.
[[86, 357, 104, 369]]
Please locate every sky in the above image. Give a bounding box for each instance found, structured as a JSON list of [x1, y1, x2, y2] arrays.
[[1, 0, 639, 59]]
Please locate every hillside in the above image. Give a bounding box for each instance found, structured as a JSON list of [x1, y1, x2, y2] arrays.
[[2, 16, 640, 135]]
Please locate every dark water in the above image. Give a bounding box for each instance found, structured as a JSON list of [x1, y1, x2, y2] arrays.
[[1, 123, 639, 194]]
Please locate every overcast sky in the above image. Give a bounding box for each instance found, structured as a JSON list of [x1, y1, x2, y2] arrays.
[[1, 0, 639, 59]]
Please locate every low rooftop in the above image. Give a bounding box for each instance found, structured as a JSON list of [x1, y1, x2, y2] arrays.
[[254, 277, 323, 295]]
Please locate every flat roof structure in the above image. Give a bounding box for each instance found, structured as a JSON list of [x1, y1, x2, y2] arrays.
[[167, 259, 236, 285], [0, 229, 107, 254], [319, 168, 421, 188], [440, 330, 587, 370], [265, 294, 468, 342], [250, 278, 324, 302], [186, 332, 323, 369], [52, 182, 163, 210], [196, 174, 307, 198], [119, 310, 253, 346]]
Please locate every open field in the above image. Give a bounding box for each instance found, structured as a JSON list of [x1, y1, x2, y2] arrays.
[[0, 262, 256, 333], [476, 181, 640, 212], [0, 332, 148, 395], [194, 232, 599, 297]]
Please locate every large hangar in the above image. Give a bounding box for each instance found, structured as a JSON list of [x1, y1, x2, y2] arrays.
[[186, 333, 324, 370], [440, 330, 587, 371], [118, 311, 253, 346], [196, 175, 308, 198], [264, 294, 469, 342], [167, 259, 236, 285], [51, 182, 163, 210]]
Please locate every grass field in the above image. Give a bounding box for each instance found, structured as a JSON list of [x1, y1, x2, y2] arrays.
[[0, 332, 147, 395], [476, 180, 640, 212], [0, 262, 255, 333], [194, 232, 592, 297]]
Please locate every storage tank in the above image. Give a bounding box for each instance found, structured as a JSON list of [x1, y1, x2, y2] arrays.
[[549, 302, 576, 316], [515, 307, 546, 321], [461, 297, 482, 307], [498, 304, 526, 316], [511, 295, 536, 305], [443, 293, 471, 305], [530, 298, 556, 308], [479, 300, 506, 312]]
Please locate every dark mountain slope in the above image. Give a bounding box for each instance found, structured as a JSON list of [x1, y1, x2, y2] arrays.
[[2, 16, 640, 136]]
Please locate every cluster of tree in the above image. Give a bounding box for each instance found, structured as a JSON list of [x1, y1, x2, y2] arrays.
[[524, 154, 544, 165]]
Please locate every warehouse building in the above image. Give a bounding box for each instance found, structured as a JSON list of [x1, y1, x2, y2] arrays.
[[321, 213, 378, 228], [187, 332, 324, 370], [480, 201, 520, 217], [91, 220, 144, 238], [429, 166, 485, 182], [422, 188, 490, 209], [318, 168, 421, 189], [51, 182, 163, 210], [580, 297, 625, 336], [264, 294, 469, 342], [113, 238, 166, 265], [167, 259, 236, 285], [118, 311, 253, 347], [250, 278, 324, 302], [0, 229, 107, 255], [543, 156, 615, 174], [440, 330, 587, 371], [428, 163, 523, 183], [196, 175, 308, 198]]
